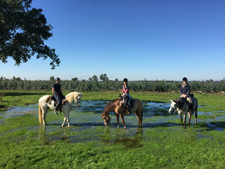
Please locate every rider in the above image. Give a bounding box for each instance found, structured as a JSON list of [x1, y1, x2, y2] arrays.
[[180, 77, 193, 113], [121, 78, 131, 114], [52, 77, 65, 112]]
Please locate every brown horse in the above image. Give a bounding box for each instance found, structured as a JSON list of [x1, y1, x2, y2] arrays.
[[101, 98, 143, 128]]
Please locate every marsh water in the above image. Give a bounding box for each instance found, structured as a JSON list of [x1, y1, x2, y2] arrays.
[[1, 100, 225, 145]]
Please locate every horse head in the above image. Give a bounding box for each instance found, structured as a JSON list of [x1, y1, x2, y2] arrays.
[[168, 100, 177, 114], [75, 93, 82, 106], [101, 111, 111, 126]]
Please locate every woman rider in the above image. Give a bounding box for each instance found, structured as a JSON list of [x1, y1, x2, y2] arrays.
[[52, 77, 65, 112], [180, 77, 193, 113], [121, 78, 131, 114]]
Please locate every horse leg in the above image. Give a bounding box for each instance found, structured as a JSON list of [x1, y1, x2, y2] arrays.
[[120, 114, 126, 129], [135, 112, 141, 127], [62, 115, 67, 128], [184, 114, 187, 129], [116, 114, 120, 128], [195, 109, 198, 125], [66, 112, 70, 128], [188, 112, 192, 125], [179, 114, 183, 127]]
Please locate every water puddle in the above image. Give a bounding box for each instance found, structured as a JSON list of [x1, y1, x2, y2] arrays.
[[1, 100, 225, 144]]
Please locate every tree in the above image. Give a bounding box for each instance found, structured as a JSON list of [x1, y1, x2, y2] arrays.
[[0, 0, 60, 69], [99, 73, 109, 81], [50, 76, 54, 81], [92, 75, 98, 82], [71, 77, 78, 81]]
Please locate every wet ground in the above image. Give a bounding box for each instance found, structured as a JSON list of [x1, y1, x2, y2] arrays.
[[1, 100, 225, 144]]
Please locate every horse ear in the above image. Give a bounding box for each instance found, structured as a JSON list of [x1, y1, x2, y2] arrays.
[[171, 100, 176, 103]]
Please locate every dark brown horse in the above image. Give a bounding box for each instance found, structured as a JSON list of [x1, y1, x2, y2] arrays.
[[101, 98, 143, 128]]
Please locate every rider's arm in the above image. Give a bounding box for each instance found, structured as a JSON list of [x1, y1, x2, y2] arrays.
[[52, 87, 55, 93]]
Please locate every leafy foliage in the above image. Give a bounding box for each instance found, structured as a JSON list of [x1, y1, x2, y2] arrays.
[[0, 75, 225, 93], [0, 0, 60, 69]]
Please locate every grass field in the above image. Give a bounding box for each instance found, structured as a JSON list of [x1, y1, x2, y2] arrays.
[[0, 90, 225, 168]]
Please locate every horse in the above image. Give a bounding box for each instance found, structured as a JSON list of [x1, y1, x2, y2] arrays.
[[168, 96, 198, 129], [38, 92, 82, 127], [101, 98, 143, 128]]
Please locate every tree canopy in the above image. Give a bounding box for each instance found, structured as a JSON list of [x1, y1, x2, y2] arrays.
[[0, 0, 60, 69]]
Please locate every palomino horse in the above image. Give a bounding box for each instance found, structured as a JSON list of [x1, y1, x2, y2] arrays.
[[38, 92, 82, 127], [168, 97, 198, 129], [101, 98, 143, 128]]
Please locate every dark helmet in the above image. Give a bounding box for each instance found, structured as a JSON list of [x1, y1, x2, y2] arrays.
[[182, 77, 188, 82], [123, 78, 128, 82], [56, 77, 60, 81]]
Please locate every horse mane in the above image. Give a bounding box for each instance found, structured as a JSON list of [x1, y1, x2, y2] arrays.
[[102, 99, 119, 115], [176, 97, 185, 109]]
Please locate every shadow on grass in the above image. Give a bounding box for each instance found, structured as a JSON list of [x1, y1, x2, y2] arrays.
[[197, 121, 225, 131], [3, 92, 47, 96], [46, 122, 179, 128]]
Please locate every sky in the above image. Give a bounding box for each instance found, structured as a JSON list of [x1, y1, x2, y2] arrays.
[[1, 0, 225, 81]]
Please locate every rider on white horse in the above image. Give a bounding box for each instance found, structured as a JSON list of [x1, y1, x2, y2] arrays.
[[180, 77, 193, 113], [52, 77, 65, 112]]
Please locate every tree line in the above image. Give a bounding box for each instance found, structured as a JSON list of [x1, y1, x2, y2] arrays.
[[0, 75, 225, 93]]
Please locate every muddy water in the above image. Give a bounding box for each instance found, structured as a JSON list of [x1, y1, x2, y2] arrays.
[[1, 100, 225, 144]]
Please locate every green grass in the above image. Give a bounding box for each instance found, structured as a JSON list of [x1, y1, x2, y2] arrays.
[[1, 91, 225, 168]]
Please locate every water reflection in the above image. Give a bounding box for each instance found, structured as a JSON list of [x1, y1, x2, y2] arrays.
[[38, 124, 143, 146], [101, 127, 143, 148]]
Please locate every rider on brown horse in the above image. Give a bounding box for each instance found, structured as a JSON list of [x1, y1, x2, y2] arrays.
[[120, 78, 132, 114]]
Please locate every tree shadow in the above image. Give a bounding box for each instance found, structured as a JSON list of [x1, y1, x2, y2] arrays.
[[4, 92, 47, 96]]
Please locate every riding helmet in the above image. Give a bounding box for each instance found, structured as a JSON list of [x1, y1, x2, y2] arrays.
[[182, 77, 188, 82], [123, 78, 128, 82]]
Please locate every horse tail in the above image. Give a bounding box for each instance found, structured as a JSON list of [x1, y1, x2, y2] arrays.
[[38, 104, 43, 124], [141, 102, 143, 123]]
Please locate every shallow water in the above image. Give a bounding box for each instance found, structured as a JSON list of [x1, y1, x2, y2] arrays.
[[1, 100, 225, 144]]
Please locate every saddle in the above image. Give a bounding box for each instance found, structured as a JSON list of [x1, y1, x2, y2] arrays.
[[119, 94, 134, 110], [45, 95, 67, 107]]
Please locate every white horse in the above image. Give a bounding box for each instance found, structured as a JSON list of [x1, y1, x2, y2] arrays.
[[38, 92, 82, 127], [168, 97, 198, 129]]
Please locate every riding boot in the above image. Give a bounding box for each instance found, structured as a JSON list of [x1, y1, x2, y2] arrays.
[[55, 103, 60, 112], [126, 105, 131, 114]]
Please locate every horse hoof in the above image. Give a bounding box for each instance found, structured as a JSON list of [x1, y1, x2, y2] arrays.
[[124, 126, 127, 129]]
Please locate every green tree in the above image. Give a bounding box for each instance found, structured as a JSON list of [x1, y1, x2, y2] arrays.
[[0, 0, 60, 69], [71, 77, 78, 81], [100, 73, 109, 81], [92, 75, 98, 82]]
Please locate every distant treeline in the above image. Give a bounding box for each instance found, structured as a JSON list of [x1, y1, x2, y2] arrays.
[[0, 76, 225, 93]]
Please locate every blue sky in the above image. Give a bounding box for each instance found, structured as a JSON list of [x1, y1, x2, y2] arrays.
[[1, 0, 225, 81]]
